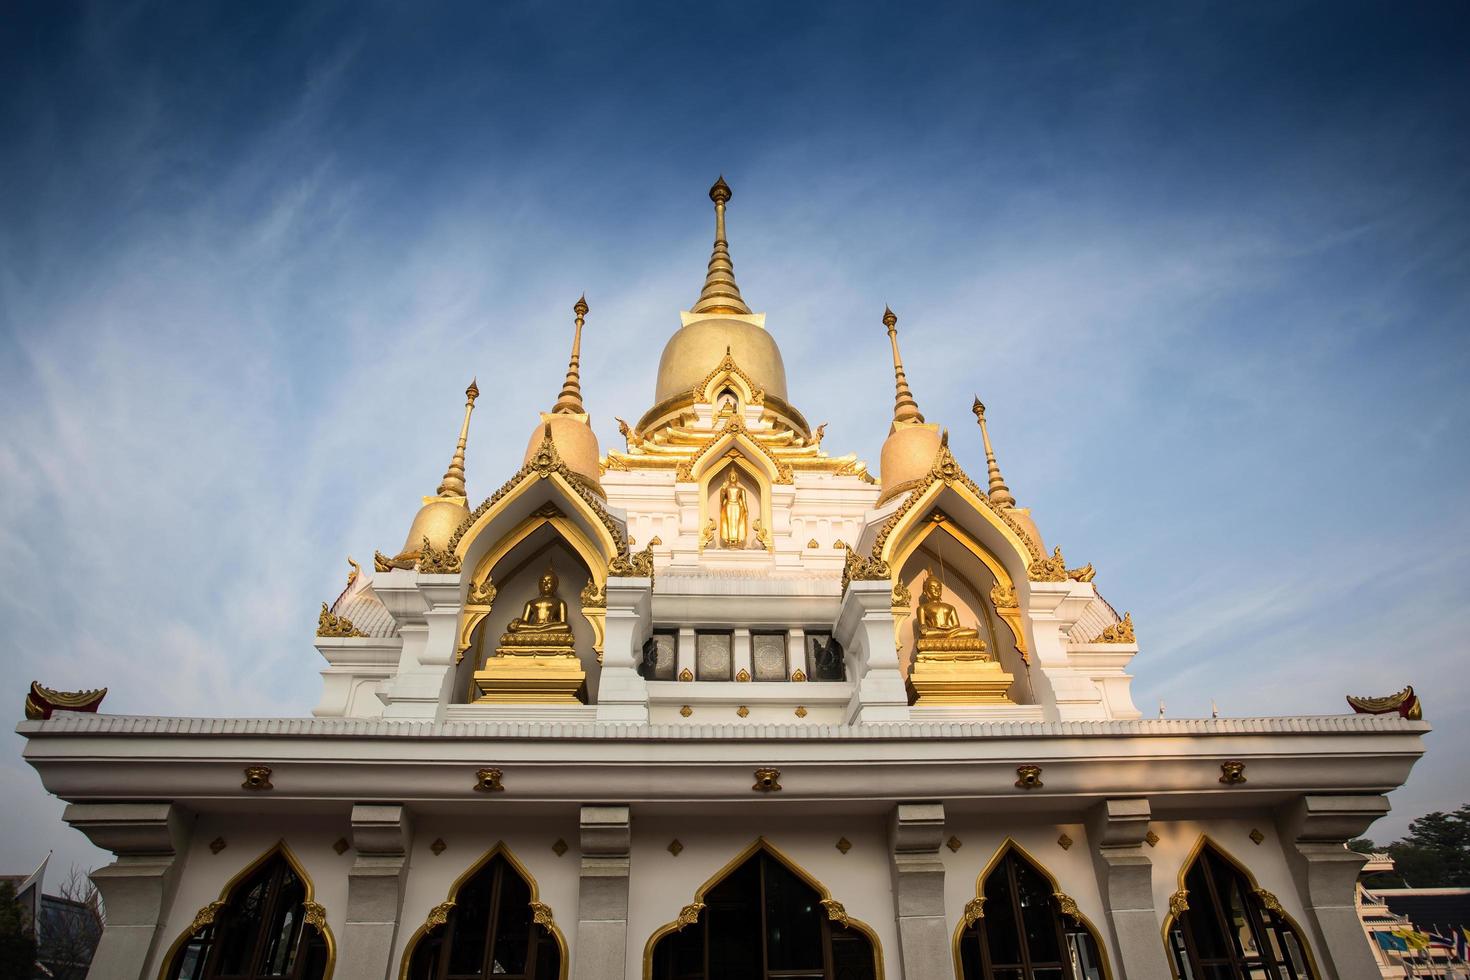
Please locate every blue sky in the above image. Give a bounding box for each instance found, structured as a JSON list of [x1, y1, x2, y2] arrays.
[[2, 1, 1467, 878]]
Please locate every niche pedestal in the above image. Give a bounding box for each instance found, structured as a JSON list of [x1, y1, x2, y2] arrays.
[[473, 632, 587, 704], [906, 639, 1014, 706]]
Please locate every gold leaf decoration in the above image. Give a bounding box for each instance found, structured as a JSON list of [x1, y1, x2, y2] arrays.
[[891, 580, 912, 607], [1092, 612, 1135, 644], [552, 839, 568, 857], [1254, 888, 1285, 915], [1028, 547, 1069, 583], [316, 603, 364, 638], [578, 578, 605, 608], [474, 767, 504, 792], [241, 765, 273, 791], [1346, 685, 1422, 720], [303, 901, 326, 931], [990, 582, 1018, 609], [667, 839, 684, 856], [417, 537, 462, 575], [609, 545, 654, 584], [820, 898, 849, 926], [530, 902, 553, 926], [1053, 892, 1082, 923], [1015, 764, 1043, 790], [1219, 760, 1247, 785], [426, 900, 455, 930], [677, 902, 705, 927], [190, 900, 228, 934], [962, 896, 986, 927], [467, 575, 497, 607], [1057, 833, 1073, 850], [374, 549, 417, 572], [736, 668, 751, 682], [752, 767, 782, 792], [841, 545, 891, 592], [1168, 890, 1189, 917]]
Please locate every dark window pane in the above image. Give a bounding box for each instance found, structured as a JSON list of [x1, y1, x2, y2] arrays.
[[1012, 859, 1063, 964], [762, 855, 824, 971], [490, 864, 532, 976], [260, 870, 304, 976], [214, 875, 271, 974], [448, 866, 494, 974], [983, 862, 1023, 967], [1067, 927, 1106, 980], [829, 929, 875, 980], [535, 931, 561, 980], [707, 858, 761, 980]]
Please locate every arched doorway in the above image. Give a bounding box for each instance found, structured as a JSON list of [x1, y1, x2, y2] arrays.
[[647, 842, 880, 980], [955, 843, 1108, 980], [1164, 841, 1316, 980]]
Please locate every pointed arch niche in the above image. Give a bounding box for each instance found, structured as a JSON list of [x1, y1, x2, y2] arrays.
[[399, 842, 567, 980], [1162, 838, 1319, 980], [455, 507, 605, 703], [953, 840, 1110, 980], [893, 515, 1030, 698], [692, 445, 779, 553], [160, 841, 334, 980], [644, 838, 884, 980]]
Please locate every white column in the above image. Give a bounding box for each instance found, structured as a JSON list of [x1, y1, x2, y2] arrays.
[[786, 628, 806, 680], [1086, 799, 1171, 980], [835, 580, 910, 723], [677, 627, 696, 681], [341, 804, 413, 980], [573, 805, 631, 980], [596, 578, 652, 722], [889, 802, 948, 980], [732, 628, 752, 681], [378, 569, 464, 720], [1025, 581, 1109, 721], [1277, 795, 1392, 980], [66, 802, 190, 980]]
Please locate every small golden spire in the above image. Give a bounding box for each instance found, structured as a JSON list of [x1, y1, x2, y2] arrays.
[[552, 295, 589, 414], [435, 379, 479, 497], [884, 307, 924, 423], [691, 176, 752, 315], [971, 396, 1016, 508]]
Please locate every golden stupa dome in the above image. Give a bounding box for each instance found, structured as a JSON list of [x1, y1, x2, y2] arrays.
[[400, 496, 471, 554], [524, 413, 602, 488], [654, 316, 789, 404], [879, 421, 942, 504]]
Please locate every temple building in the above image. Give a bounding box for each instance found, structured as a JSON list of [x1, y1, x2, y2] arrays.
[[20, 179, 1430, 980]]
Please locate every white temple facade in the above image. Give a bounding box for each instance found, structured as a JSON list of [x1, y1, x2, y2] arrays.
[[20, 179, 1429, 980]]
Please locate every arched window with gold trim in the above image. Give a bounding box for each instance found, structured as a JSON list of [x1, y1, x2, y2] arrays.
[[955, 845, 1108, 980], [648, 846, 879, 980], [405, 853, 562, 980], [1165, 843, 1315, 980], [165, 851, 329, 980]]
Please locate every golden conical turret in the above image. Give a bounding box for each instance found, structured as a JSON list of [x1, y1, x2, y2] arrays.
[[691, 176, 752, 315], [884, 307, 924, 424], [971, 396, 1016, 508], [552, 295, 589, 415], [436, 379, 480, 497]]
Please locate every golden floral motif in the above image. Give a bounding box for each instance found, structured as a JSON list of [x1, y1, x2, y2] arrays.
[[736, 668, 750, 682], [794, 705, 807, 718], [667, 839, 684, 856], [691, 348, 766, 407], [1053, 892, 1082, 923], [679, 704, 693, 717], [1028, 547, 1070, 583], [430, 838, 447, 856], [189, 900, 228, 934], [736, 705, 750, 718], [1015, 764, 1043, 790], [841, 545, 892, 592], [791, 668, 807, 682], [1254, 888, 1285, 915], [1250, 828, 1265, 845], [578, 579, 606, 608], [1067, 562, 1096, 583], [947, 836, 963, 852], [699, 518, 718, 549], [1091, 612, 1135, 643], [530, 902, 553, 926], [891, 580, 912, 607], [609, 545, 655, 583], [530, 502, 565, 520], [752, 767, 782, 792], [474, 767, 505, 793], [467, 575, 497, 607], [331, 838, 348, 855], [807, 538, 820, 549], [426, 900, 456, 930], [962, 896, 986, 927], [1219, 760, 1247, 785], [1057, 833, 1073, 850], [834, 838, 851, 855], [990, 582, 1018, 609], [674, 414, 793, 484], [676, 902, 705, 928], [316, 602, 364, 638], [679, 668, 693, 682], [417, 537, 463, 575], [552, 839, 568, 856], [1145, 830, 1160, 847], [820, 898, 849, 926], [241, 765, 273, 791], [303, 901, 326, 931], [1168, 889, 1190, 917]]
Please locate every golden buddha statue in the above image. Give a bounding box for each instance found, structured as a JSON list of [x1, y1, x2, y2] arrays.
[[497, 566, 576, 653], [914, 574, 987, 658], [477, 563, 585, 704], [718, 469, 748, 548]]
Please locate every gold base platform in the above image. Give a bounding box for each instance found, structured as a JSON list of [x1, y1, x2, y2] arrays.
[[907, 653, 1014, 706], [473, 636, 587, 705]]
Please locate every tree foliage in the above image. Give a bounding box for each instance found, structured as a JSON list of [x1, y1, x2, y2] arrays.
[[1355, 804, 1470, 888], [0, 881, 38, 980]]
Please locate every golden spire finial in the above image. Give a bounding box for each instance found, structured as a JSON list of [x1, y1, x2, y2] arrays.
[[971, 395, 1016, 508], [435, 379, 479, 497], [552, 295, 589, 415], [884, 307, 924, 424], [691, 176, 752, 315]]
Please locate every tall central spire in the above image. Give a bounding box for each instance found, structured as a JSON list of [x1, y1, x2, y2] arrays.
[[691, 176, 752, 315], [552, 295, 589, 415]]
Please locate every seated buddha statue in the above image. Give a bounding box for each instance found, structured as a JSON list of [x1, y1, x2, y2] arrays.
[[499, 566, 576, 652], [914, 574, 987, 658]]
